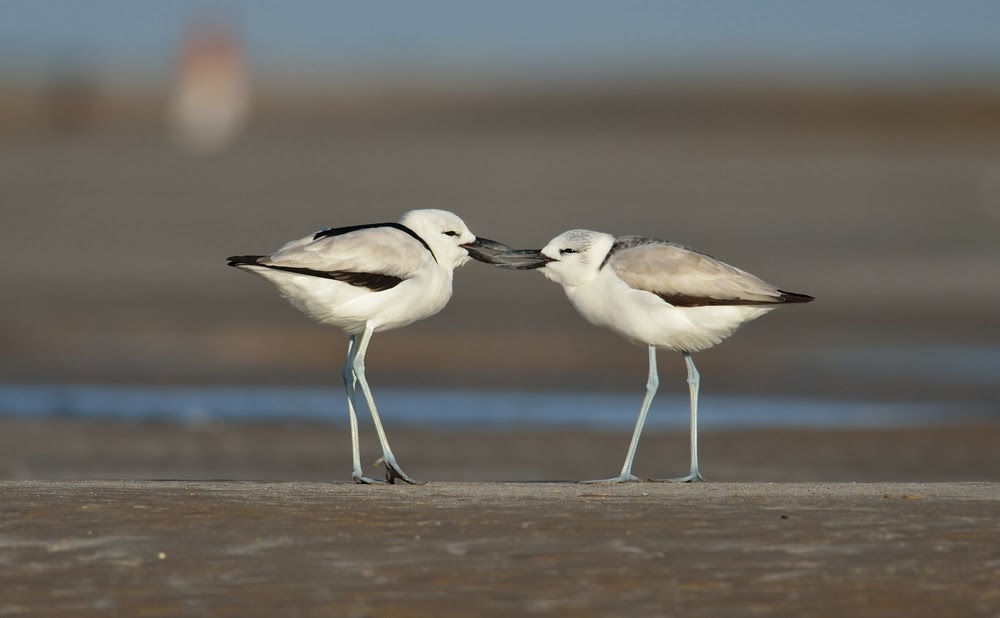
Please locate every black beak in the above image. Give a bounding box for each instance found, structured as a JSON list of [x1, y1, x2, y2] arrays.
[[461, 237, 552, 270], [474, 248, 552, 270], [461, 237, 516, 265], [461, 237, 515, 254]]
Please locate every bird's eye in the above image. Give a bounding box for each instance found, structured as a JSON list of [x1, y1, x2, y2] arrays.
[[560, 248, 578, 255], [443, 231, 459, 237]]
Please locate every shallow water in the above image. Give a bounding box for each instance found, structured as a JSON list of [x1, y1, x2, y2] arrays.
[[0, 384, 994, 429], [811, 345, 1000, 386]]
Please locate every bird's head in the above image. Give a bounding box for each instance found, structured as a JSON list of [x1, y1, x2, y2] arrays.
[[398, 209, 480, 269], [534, 230, 615, 287]]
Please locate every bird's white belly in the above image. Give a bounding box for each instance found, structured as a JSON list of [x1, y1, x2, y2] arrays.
[[565, 272, 774, 352], [246, 267, 453, 335]]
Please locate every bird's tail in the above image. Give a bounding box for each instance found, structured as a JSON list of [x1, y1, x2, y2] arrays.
[[227, 255, 264, 268], [776, 290, 815, 303]]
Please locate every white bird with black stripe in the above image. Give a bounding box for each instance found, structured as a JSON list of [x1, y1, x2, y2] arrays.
[[468, 230, 813, 484], [228, 209, 507, 484]]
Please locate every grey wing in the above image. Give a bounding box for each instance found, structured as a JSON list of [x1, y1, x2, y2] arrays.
[[254, 226, 429, 290], [609, 241, 796, 307], [264, 226, 426, 277]]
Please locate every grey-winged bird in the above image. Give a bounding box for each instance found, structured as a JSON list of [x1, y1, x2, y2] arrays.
[[228, 209, 507, 484], [468, 230, 813, 483]]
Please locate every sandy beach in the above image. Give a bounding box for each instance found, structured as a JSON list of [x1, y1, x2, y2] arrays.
[[2, 478, 998, 617], [2, 420, 999, 616]]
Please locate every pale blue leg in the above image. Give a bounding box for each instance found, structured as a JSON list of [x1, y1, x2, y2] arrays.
[[580, 345, 658, 484], [658, 352, 705, 482], [352, 323, 425, 485], [343, 335, 380, 484]]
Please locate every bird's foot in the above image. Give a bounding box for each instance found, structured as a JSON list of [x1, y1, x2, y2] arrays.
[[577, 473, 642, 485], [375, 456, 427, 485], [651, 470, 705, 483], [352, 471, 383, 485]]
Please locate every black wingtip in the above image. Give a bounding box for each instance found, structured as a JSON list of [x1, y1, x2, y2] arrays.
[[227, 255, 264, 268], [778, 290, 815, 303]]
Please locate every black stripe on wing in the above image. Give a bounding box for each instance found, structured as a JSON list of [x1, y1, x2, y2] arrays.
[[226, 256, 403, 291], [657, 290, 814, 307], [312, 222, 437, 263], [262, 265, 403, 291]]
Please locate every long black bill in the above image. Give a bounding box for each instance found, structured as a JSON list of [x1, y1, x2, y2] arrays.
[[473, 248, 552, 270], [462, 237, 515, 265], [461, 237, 514, 254]]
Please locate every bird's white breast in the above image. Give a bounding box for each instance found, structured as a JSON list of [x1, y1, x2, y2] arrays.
[[243, 261, 454, 335], [563, 268, 774, 352]]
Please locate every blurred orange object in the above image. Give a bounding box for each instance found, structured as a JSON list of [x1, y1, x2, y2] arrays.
[[167, 20, 249, 154]]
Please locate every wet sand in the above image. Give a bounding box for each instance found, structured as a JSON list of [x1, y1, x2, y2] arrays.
[[3, 419, 999, 483], [2, 480, 998, 617], [2, 421, 999, 615]]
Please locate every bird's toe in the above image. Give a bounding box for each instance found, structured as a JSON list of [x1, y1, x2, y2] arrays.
[[377, 457, 427, 485], [577, 474, 642, 484], [652, 471, 706, 483]]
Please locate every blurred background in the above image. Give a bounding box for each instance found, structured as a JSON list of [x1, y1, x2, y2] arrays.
[[1, 1, 998, 479]]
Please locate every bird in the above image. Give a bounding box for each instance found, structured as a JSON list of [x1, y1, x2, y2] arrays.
[[466, 230, 813, 483], [228, 209, 509, 484]]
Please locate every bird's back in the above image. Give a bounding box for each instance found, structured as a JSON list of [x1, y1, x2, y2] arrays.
[[568, 236, 812, 351], [229, 223, 445, 334]]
